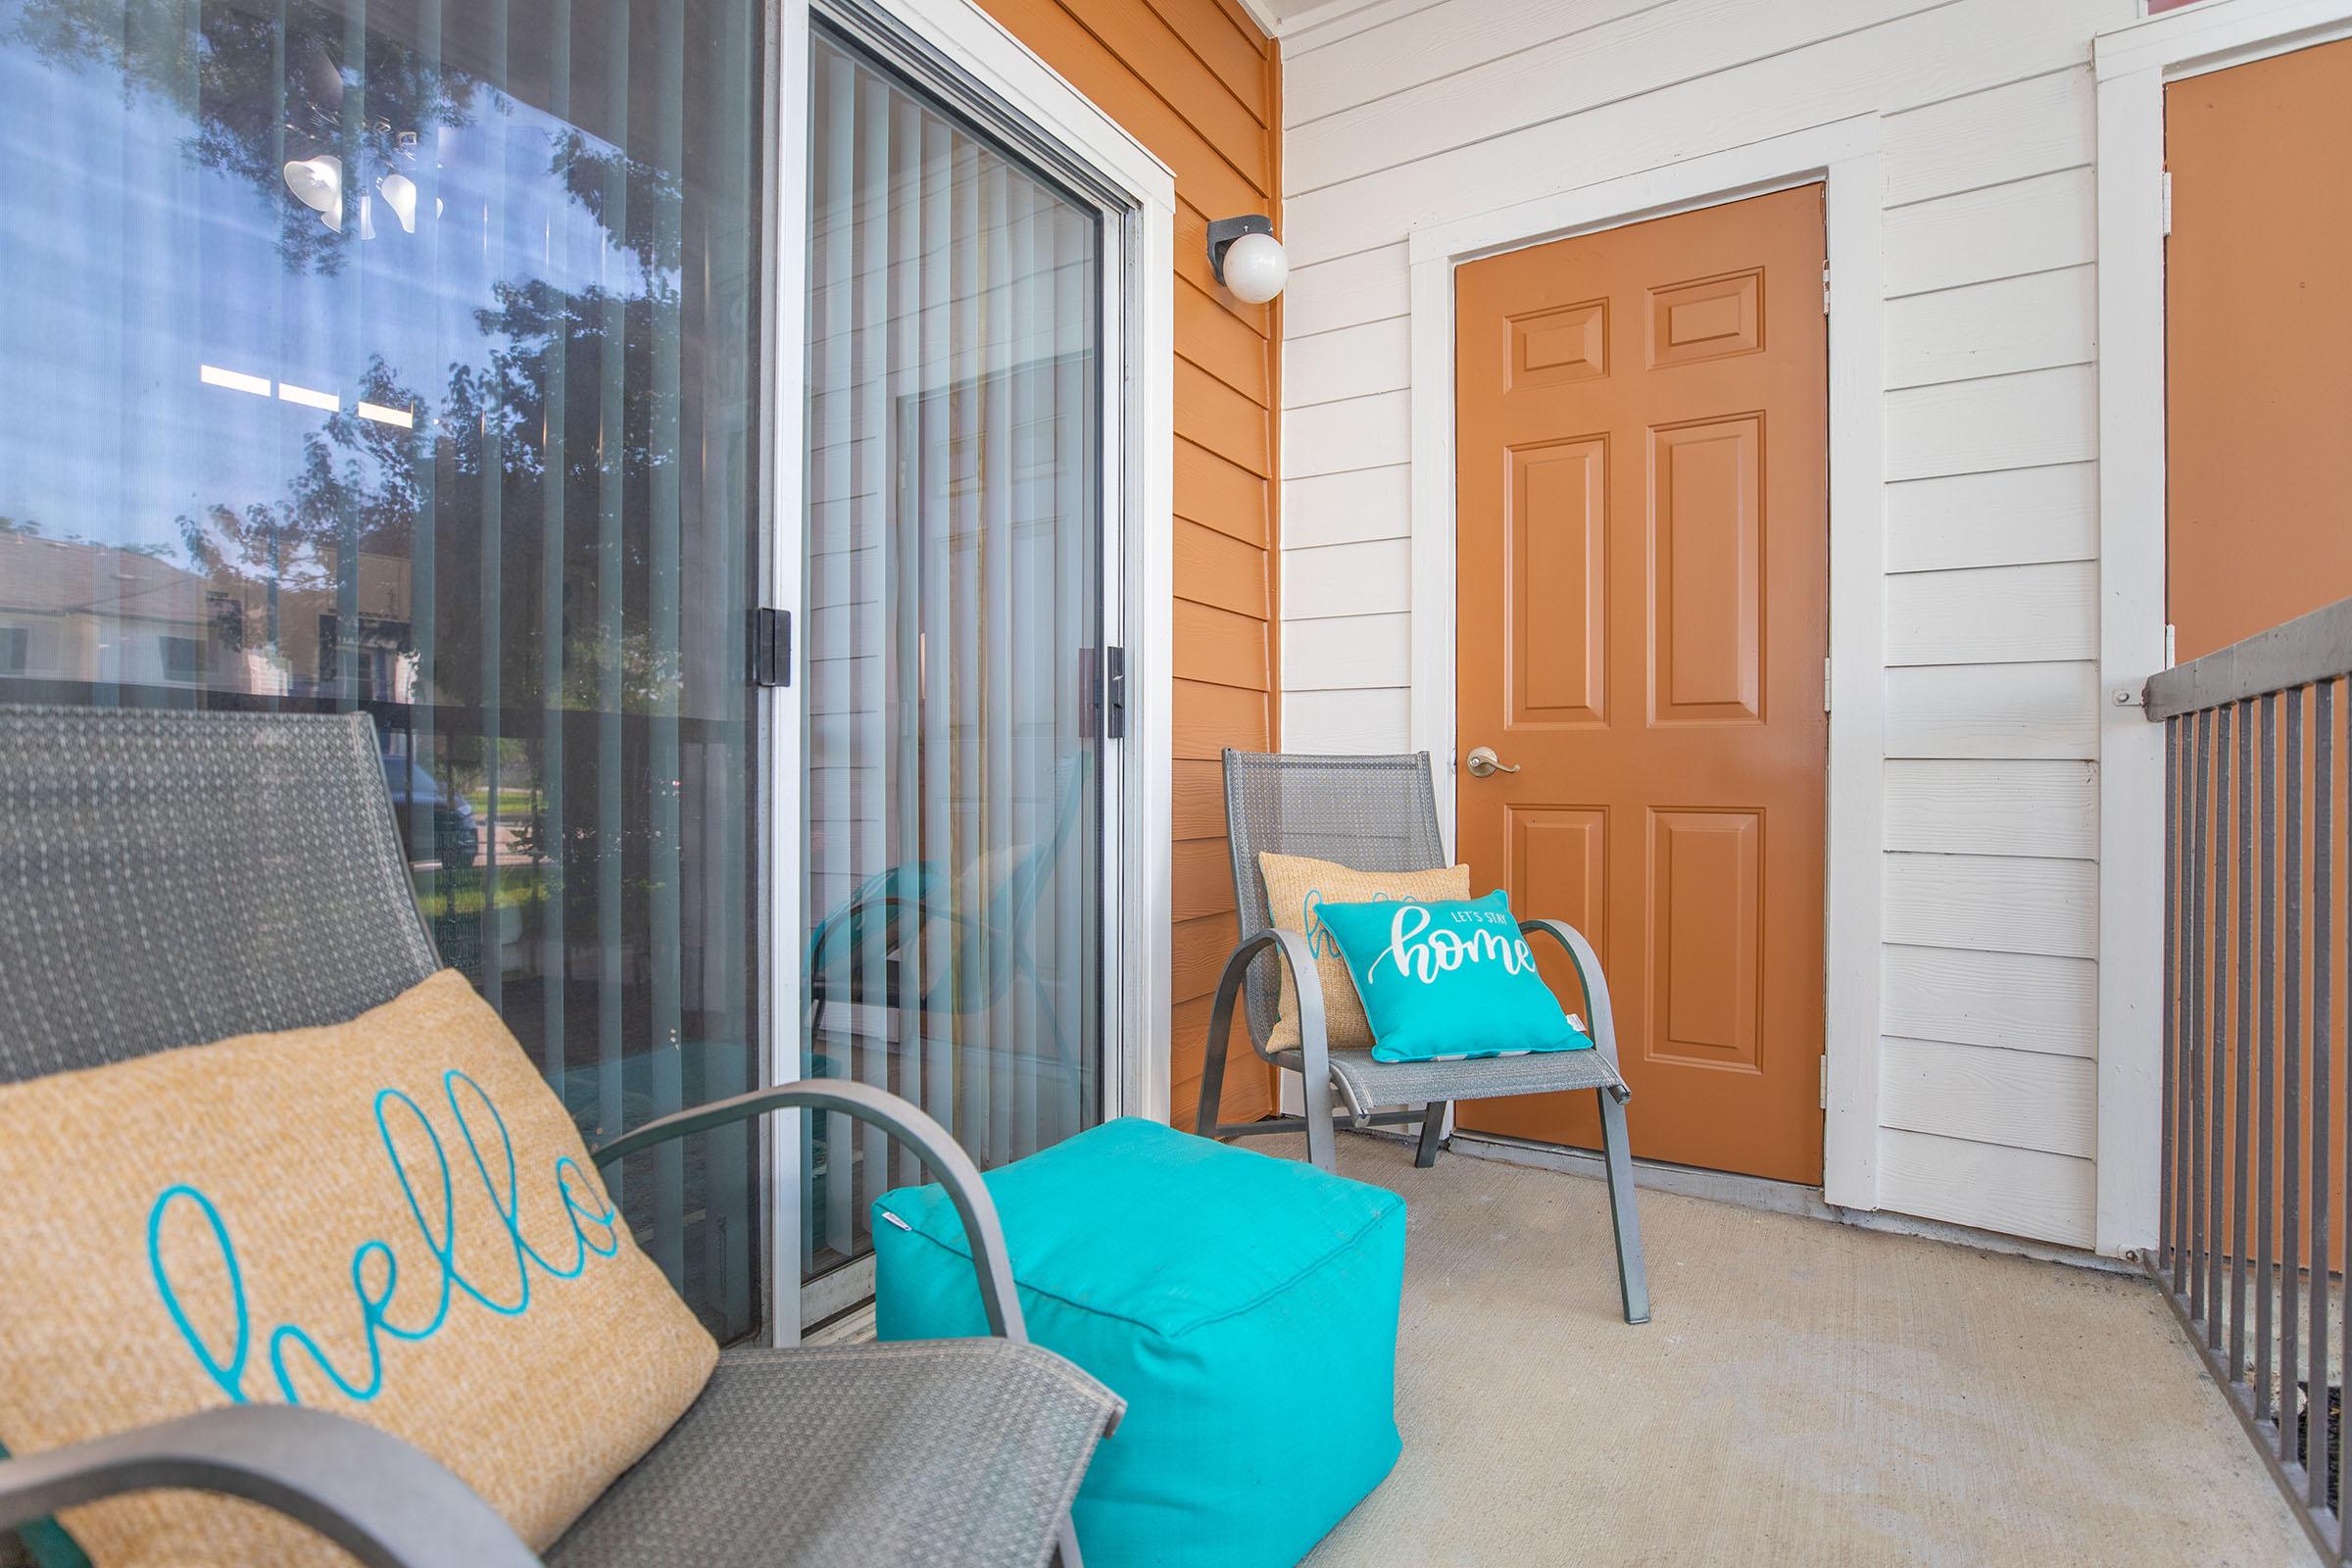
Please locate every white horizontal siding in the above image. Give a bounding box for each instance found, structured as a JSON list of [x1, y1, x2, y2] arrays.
[[1285, 538, 1410, 618], [1886, 265, 2096, 390], [1885, 759, 2097, 858], [1283, 243, 1409, 337], [1886, 463, 2097, 573], [1878, 1128, 2095, 1249], [1886, 365, 2098, 482], [1885, 852, 2098, 959], [1283, 0, 2120, 266], [1287, 317, 1411, 407], [1279, 0, 2129, 1247], [1884, 561, 2099, 666], [1286, 687, 1412, 752], [1287, 0, 1658, 122], [1283, 0, 1442, 59], [1284, 612, 1411, 689], [1883, 945, 2097, 1058], [1287, 390, 1411, 478], [1885, 168, 2098, 299], [1290, 0, 1927, 193], [1880, 68, 2091, 208], [1283, 466, 1410, 549], [1880, 1038, 2097, 1159], [1883, 662, 2099, 760]]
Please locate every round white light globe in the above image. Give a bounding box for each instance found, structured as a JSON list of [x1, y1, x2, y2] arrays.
[[1219, 230, 1289, 304]]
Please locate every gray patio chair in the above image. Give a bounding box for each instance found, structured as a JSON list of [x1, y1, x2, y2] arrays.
[[0, 705, 1120, 1568], [1198, 749, 1649, 1325]]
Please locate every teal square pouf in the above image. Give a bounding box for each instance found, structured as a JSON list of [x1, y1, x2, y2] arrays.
[[874, 1117, 1404, 1568]]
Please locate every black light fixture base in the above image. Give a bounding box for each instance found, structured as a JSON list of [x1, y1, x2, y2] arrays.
[[1206, 215, 1274, 284]]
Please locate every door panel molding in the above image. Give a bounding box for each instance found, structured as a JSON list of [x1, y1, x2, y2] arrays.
[[1406, 115, 1886, 1208], [1506, 436, 1610, 727]]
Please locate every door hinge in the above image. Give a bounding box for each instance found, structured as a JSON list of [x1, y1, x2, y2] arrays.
[[751, 607, 791, 688], [1821, 261, 1831, 314], [1103, 645, 1127, 739], [1820, 1055, 1829, 1110], [1823, 656, 1833, 713], [2162, 170, 2173, 237]]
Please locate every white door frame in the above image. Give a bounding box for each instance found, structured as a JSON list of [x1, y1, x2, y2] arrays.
[[1402, 116, 1887, 1209], [2092, 0, 2352, 1259], [767, 0, 1177, 1343]]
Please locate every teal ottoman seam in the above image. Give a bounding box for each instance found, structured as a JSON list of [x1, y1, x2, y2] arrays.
[[1163, 1199, 1402, 1341], [878, 1187, 1403, 1339]]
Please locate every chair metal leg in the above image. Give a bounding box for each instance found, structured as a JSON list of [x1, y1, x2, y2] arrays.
[[1414, 1102, 1447, 1168], [1200, 928, 1337, 1169], [1595, 1086, 1650, 1324], [1301, 1057, 1340, 1175], [1055, 1517, 1086, 1567], [1195, 1004, 1231, 1139]]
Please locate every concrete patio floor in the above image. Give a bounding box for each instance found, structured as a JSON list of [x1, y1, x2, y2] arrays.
[[1292, 1131, 2316, 1568]]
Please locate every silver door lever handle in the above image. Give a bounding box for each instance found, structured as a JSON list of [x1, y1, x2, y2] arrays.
[[1465, 745, 1519, 778]]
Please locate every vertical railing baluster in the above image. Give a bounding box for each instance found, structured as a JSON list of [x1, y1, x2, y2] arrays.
[[2325, 677, 2349, 1552], [2283, 687, 2304, 1467], [2324, 681, 2342, 1551], [2165, 713, 2183, 1288], [2305, 681, 2324, 1513], [2259, 691, 2278, 1426], [2234, 700, 2255, 1384], [2196, 705, 2217, 1332], [2143, 623, 2352, 1560], [2214, 704, 2233, 1348]]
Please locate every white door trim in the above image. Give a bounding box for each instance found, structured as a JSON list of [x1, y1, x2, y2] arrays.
[[769, 0, 1177, 1342], [2091, 0, 2352, 1259], [1403, 115, 1886, 1210]]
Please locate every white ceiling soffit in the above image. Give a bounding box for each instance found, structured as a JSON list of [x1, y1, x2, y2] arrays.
[[1233, 0, 1416, 45]]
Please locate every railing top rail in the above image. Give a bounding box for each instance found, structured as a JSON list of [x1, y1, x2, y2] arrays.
[[2144, 595, 2352, 721]]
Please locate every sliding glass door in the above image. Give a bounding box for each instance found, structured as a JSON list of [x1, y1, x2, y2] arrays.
[[0, 0, 766, 1340], [799, 18, 1108, 1305]]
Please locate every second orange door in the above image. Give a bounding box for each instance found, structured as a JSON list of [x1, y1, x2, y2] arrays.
[[1452, 184, 1830, 1185]]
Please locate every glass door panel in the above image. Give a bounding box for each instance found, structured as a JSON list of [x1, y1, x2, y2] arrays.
[[0, 0, 766, 1340], [802, 22, 1103, 1293]]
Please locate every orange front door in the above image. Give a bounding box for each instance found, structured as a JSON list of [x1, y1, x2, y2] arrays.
[[1451, 185, 1830, 1184]]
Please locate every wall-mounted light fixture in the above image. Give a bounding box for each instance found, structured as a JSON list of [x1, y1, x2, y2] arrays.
[[1207, 215, 1288, 305]]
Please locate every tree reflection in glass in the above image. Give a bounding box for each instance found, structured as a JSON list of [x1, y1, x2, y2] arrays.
[[0, 0, 766, 1342]]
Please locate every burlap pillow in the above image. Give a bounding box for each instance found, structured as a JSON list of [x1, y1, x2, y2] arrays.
[[0, 968, 718, 1566], [1256, 852, 1471, 1052]]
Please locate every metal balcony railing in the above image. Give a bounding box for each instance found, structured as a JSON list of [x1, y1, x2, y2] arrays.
[[2146, 595, 2352, 1562]]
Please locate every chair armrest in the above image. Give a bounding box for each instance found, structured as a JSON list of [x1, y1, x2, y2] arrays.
[[0, 1406, 536, 1568], [1204, 928, 1339, 1165], [1520, 918, 1630, 1101], [589, 1079, 1027, 1342], [1206, 927, 1328, 1067]]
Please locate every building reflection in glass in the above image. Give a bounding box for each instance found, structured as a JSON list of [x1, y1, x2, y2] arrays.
[[0, 0, 767, 1342]]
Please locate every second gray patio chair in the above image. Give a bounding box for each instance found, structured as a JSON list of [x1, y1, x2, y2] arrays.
[[1198, 749, 1649, 1325], [0, 705, 1119, 1568]]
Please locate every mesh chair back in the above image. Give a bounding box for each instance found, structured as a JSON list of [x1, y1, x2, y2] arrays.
[[0, 707, 439, 1083], [1220, 750, 1447, 1049]]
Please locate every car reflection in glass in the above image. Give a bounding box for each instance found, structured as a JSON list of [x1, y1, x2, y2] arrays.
[[381, 755, 480, 871]]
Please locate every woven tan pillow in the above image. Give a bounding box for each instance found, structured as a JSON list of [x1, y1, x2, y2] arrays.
[[0, 968, 718, 1566], [1256, 852, 1471, 1052]]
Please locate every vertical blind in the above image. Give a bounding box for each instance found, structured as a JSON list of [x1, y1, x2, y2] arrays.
[[0, 0, 764, 1338], [803, 23, 1103, 1285]]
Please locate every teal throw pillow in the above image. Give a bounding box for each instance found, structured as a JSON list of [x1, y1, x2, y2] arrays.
[[1316, 889, 1594, 1063]]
